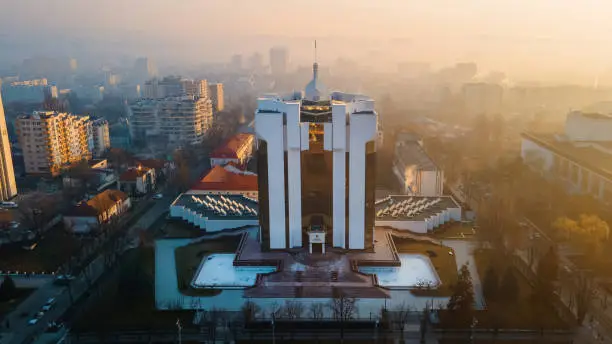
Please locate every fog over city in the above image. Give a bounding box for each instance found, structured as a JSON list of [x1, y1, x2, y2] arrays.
[[2, 0, 612, 84]]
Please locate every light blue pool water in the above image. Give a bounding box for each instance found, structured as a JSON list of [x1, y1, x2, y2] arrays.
[[359, 254, 440, 288], [192, 254, 276, 289]]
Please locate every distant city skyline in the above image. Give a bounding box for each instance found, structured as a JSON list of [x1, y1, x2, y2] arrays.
[[1, 1, 612, 84]]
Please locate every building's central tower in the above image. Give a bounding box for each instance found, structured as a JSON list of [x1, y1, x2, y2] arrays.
[[255, 63, 378, 251]]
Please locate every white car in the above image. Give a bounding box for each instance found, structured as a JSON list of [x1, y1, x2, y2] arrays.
[[28, 318, 39, 326], [152, 193, 163, 200], [42, 298, 56, 311], [0, 201, 18, 209]]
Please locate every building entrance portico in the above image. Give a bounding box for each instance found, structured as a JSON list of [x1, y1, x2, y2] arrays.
[[308, 230, 325, 254]]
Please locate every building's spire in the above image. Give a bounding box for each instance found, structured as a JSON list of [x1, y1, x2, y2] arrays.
[[314, 40, 317, 64], [313, 40, 319, 81]]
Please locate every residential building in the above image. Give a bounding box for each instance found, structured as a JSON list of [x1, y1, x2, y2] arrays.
[[118, 166, 156, 196], [270, 46, 288, 75], [91, 117, 110, 157], [133, 57, 157, 84], [16, 111, 92, 176], [393, 133, 444, 196], [255, 61, 378, 250], [158, 95, 213, 147], [129, 94, 213, 148], [208, 83, 224, 112], [127, 98, 158, 144], [521, 111, 612, 204], [135, 158, 175, 180], [63, 189, 131, 233], [209, 133, 254, 167], [142, 76, 183, 99], [1, 78, 57, 104], [0, 94, 17, 200], [182, 79, 208, 98]]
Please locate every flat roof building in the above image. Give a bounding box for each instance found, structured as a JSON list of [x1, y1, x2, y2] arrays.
[[521, 111, 612, 204], [393, 134, 443, 196]]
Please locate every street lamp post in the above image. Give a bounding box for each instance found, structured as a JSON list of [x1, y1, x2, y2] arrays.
[[271, 313, 276, 344], [176, 318, 182, 344]]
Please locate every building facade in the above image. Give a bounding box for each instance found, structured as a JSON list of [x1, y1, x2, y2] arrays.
[[393, 135, 444, 196], [128, 95, 213, 148], [209, 133, 254, 167], [269, 47, 288, 75], [521, 111, 612, 204], [91, 118, 111, 157], [64, 189, 131, 233], [158, 95, 213, 147], [208, 83, 224, 112], [16, 111, 92, 176], [1, 78, 57, 104], [0, 94, 17, 200], [255, 62, 378, 250]]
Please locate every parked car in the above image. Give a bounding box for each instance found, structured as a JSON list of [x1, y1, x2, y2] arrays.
[[0, 201, 18, 208], [28, 318, 39, 326], [152, 193, 163, 200]]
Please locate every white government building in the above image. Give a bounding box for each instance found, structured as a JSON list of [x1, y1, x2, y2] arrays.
[[255, 61, 378, 251]]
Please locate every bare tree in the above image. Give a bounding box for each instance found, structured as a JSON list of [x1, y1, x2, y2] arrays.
[[309, 303, 325, 320], [18, 193, 57, 237], [282, 300, 304, 319], [242, 300, 260, 322], [270, 301, 283, 319], [574, 271, 596, 325], [392, 302, 413, 334], [199, 306, 224, 344], [328, 288, 357, 342]]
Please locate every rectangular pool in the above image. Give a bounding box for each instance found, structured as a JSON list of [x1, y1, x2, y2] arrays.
[[192, 254, 276, 289], [359, 254, 440, 288]]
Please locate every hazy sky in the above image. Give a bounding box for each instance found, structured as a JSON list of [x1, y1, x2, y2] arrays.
[[1, 0, 611, 83]]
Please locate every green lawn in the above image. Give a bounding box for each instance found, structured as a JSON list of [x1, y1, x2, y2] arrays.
[[174, 235, 242, 296], [393, 237, 458, 297]]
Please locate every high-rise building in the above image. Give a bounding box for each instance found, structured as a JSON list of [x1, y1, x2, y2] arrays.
[[0, 94, 17, 200], [181, 79, 208, 98], [91, 117, 111, 157], [158, 95, 213, 147], [248, 52, 264, 73], [128, 96, 213, 148], [1, 78, 58, 104], [133, 57, 158, 84], [208, 83, 224, 112], [269, 47, 288, 75], [255, 62, 378, 250], [16, 111, 92, 176]]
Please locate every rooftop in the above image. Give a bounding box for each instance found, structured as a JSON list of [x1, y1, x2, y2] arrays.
[[65, 189, 128, 217], [522, 132, 612, 180], [119, 166, 152, 181], [172, 194, 259, 220], [394, 140, 438, 171], [210, 133, 254, 159], [375, 195, 460, 221], [189, 164, 257, 192]]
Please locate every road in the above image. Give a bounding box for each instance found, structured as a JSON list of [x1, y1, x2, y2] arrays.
[[1, 193, 178, 344]]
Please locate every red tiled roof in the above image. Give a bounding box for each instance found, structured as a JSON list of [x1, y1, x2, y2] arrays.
[[119, 166, 151, 181], [65, 189, 128, 217], [190, 165, 257, 192], [210, 133, 253, 159]]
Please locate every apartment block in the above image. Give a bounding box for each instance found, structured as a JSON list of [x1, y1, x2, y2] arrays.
[[16, 111, 92, 176], [208, 83, 224, 112], [91, 117, 111, 157]]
